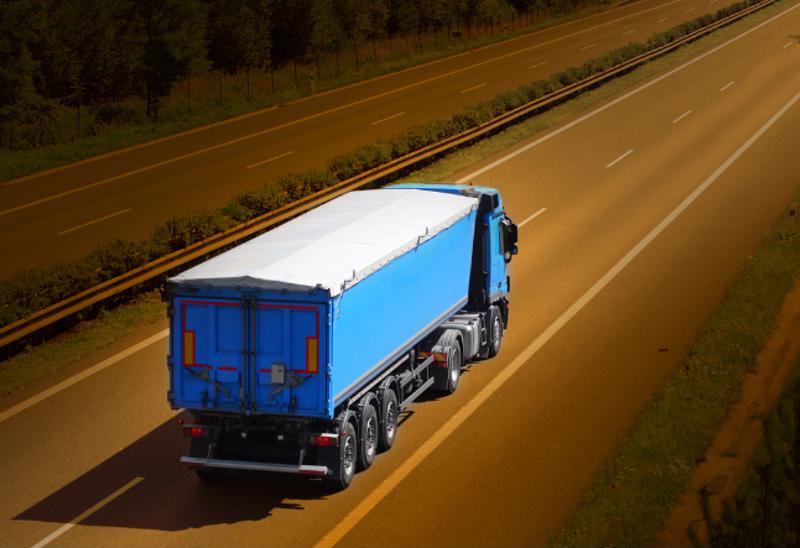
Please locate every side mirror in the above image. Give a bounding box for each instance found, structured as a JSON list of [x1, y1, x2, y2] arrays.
[[501, 216, 518, 263]]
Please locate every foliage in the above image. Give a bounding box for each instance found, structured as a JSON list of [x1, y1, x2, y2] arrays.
[[1, 0, 607, 150], [0, 0, 764, 337], [708, 370, 800, 547]]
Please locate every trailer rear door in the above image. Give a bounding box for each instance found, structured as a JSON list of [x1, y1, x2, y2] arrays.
[[173, 297, 245, 412], [170, 295, 328, 416], [251, 301, 327, 416]]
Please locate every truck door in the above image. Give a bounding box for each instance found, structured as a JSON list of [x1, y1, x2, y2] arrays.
[[488, 212, 507, 299], [173, 297, 246, 412], [250, 302, 327, 417]]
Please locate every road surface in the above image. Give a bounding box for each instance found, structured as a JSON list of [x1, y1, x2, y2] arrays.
[[0, 0, 743, 278], [0, 1, 798, 545]]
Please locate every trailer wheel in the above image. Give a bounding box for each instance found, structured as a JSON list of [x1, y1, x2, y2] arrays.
[[335, 421, 357, 489], [486, 305, 504, 358], [378, 387, 398, 452], [358, 403, 378, 470]]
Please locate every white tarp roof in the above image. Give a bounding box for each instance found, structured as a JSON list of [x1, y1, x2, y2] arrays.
[[169, 189, 478, 297]]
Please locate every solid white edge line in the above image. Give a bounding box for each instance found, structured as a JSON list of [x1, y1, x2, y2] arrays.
[[314, 86, 800, 548], [622, 29, 637, 35], [454, 2, 800, 185], [370, 112, 407, 126], [519, 207, 548, 227], [581, 43, 599, 50], [658, 16, 669, 22], [783, 41, 793, 48], [528, 60, 550, 69], [31, 477, 144, 548], [245, 151, 295, 169], [0, 330, 168, 425], [606, 148, 634, 168], [686, 7, 696, 12], [672, 109, 693, 124], [460, 83, 487, 94], [56, 208, 133, 236], [720, 80, 736, 91]]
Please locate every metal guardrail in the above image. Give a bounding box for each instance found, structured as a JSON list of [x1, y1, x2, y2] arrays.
[[0, 0, 773, 352]]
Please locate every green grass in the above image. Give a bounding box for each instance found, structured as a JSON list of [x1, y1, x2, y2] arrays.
[[0, 291, 164, 397], [708, 356, 800, 546], [0, 1, 618, 183], [548, 201, 800, 546]]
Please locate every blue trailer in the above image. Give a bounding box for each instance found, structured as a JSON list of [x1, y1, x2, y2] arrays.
[[167, 184, 517, 488]]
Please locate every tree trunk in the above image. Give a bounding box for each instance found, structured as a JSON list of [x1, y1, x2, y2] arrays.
[[315, 54, 320, 80], [186, 79, 191, 108], [293, 60, 298, 86], [354, 41, 360, 71], [372, 39, 377, 62], [219, 71, 223, 101], [246, 69, 251, 99], [76, 104, 80, 135], [336, 52, 340, 76]]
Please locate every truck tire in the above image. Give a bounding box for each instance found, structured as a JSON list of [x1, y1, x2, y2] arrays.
[[378, 387, 398, 452], [358, 403, 378, 470], [445, 343, 462, 394], [335, 421, 357, 489], [485, 305, 503, 358], [434, 342, 462, 394]]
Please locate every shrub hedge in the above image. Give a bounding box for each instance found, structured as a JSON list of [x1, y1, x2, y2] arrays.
[[0, 0, 762, 336]]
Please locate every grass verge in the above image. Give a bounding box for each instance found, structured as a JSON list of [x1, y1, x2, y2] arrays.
[[0, 291, 164, 398], [547, 197, 800, 544], [708, 356, 800, 546]]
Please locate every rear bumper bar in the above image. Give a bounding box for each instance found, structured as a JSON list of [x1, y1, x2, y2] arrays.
[[181, 456, 330, 476]]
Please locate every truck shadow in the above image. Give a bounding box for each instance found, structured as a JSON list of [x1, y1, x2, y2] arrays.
[[14, 413, 339, 530]]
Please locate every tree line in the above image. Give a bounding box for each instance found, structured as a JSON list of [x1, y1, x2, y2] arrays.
[[0, 0, 599, 148]]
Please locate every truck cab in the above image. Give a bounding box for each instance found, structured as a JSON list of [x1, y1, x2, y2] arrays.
[[389, 183, 518, 325]]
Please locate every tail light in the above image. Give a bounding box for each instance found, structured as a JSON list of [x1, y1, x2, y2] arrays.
[[311, 433, 339, 447], [420, 350, 448, 366], [182, 425, 209, 438]]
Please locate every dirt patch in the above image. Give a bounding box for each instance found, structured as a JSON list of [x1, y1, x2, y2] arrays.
[[657, 279, 800, 547]]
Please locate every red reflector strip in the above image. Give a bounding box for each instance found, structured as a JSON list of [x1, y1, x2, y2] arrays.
[[217, 366, 238, 372], [299, 468, 327, 476]]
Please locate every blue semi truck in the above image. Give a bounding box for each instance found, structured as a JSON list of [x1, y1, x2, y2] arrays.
[[166, 183, 517, 488]]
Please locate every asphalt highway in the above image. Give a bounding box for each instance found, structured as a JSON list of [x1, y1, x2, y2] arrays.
[[1, 1, 799, 546], [0, 0, 745, 278]]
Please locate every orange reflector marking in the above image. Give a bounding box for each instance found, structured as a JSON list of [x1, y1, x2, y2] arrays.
[[307, 337, 318, 373], [183, 331, 195, 365]]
